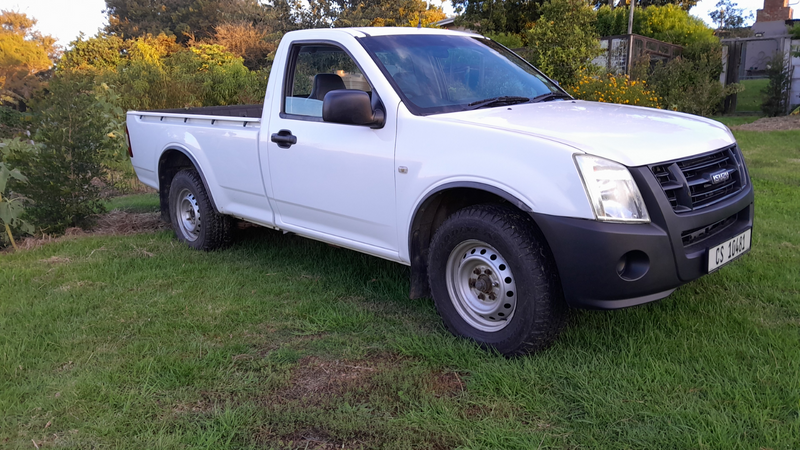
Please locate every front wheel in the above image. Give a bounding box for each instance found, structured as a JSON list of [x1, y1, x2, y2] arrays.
[[168, 169, 233, 251], [428, 204, 566, 356]]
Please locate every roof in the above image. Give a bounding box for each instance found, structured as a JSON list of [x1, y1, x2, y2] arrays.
[[285, 27, 480, 39]]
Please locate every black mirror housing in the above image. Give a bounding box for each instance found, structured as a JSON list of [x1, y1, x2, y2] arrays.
[[322, 90, 385, 129]]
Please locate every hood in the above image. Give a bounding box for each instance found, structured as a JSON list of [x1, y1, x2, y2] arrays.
[[431, 100, 735, 167]]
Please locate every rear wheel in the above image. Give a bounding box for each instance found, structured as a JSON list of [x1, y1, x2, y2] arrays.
[[168, 169, 233, 250], [428, 204, 566, 356]]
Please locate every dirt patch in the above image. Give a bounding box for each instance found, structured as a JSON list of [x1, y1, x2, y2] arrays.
[[93, 210, 167, 235], [277, 355, 391, 403], [731, 115, 800, 131], [7, 211, 168, 253], [427, 370, 465, 398]]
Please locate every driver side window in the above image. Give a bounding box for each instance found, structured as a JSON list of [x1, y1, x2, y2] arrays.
[[285, 44, 371, 118]]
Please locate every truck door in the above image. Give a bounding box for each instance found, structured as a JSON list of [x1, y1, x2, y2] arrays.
[[265, 42, 398, 253]]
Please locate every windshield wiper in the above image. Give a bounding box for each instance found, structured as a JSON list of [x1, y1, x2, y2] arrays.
[[466, 96, 531, 110], [530, 92, 573, 103]]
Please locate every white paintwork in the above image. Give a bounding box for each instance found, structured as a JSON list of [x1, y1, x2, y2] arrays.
[[127, 27, 739, 266], [430, 100, 736, 167]]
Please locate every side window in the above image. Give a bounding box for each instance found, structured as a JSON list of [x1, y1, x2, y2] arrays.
[[284, 44, 371, 118]]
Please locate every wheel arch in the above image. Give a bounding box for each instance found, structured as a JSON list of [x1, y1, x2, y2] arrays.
[[157, 147, 219, 221], [407, 182, 536, 299]]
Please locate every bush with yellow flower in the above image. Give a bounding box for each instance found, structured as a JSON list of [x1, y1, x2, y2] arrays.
[[567, 72, 661, 109]]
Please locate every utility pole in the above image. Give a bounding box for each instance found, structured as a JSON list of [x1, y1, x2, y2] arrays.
[[627, 0, 635, 35], [626, 0, 636, 75]]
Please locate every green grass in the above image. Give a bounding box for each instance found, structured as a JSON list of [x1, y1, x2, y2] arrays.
[[2, 131, 799, 449], [104, 193, 160, 213], [712, 115, 760, 127], [736, 79, 769, 113]]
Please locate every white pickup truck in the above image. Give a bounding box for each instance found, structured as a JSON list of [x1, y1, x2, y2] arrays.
[[127, 27, 754, 355]]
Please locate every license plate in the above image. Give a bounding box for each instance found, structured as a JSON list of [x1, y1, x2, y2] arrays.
[[708, 229, 751, 272]]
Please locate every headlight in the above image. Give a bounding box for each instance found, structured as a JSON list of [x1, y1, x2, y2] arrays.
[[574, 154, 650, 223]]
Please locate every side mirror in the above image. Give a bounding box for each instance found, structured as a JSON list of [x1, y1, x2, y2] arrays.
[[322, 90, 385, 129]]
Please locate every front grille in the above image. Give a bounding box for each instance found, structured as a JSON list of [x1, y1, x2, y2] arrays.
[[650, 145, 746, 213], [681, 214, 737, 247]]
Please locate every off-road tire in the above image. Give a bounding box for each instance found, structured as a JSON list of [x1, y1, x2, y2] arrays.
[[168, 169, 233, 251], [428, 203, 566, 356]]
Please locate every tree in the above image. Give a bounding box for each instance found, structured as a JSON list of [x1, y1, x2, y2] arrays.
[[297, 0, 446, 28], [761, 52, 792, 117], [104, 0, 269, 43], [4, 75, 114, 233], [526, 0, 602, 86], [590, 0, 697, 10], [213, 22, 278, 70], [596, 4, 716, 47], [58, 33, 130, 75], [708, 0, 753, 30], [0, 11, 58, 110], [451, 0, 542, 35]]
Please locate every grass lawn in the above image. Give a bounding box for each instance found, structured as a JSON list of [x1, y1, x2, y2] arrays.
[[712, 116, 760, 128], [104, 193, 160, 214], [736, 79, 769, 114], [2, 131, 799, 449]]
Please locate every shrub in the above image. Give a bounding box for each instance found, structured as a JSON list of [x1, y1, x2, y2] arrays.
[[568, 72, 661, 107], [485, 32, 524, 49], [525, 0, 602, 87], [0, 106, 31, 139], [0, 140, 33, 249], [790, 23, 800, 40], [761, 52, 792, 117], [4, 75, 113, 233], [644, 41, 740, 116]]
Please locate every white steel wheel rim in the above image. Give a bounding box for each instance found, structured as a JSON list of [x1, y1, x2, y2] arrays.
[[177, 188, 201, 242], [445, 240, 518, 332]]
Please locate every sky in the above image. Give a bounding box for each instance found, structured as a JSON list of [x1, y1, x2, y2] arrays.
[[0, 0, 797, 48]]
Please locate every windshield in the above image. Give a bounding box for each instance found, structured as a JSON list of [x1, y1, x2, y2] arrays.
[[359, 34, 566, 115]]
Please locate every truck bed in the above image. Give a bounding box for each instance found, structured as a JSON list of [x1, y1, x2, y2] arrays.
[[148, 104, 264, 118]]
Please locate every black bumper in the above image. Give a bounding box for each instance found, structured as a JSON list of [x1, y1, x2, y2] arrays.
[[531, 162, 754, 310]]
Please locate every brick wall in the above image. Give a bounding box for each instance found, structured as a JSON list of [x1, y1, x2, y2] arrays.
[[756, 0, 793, 22]]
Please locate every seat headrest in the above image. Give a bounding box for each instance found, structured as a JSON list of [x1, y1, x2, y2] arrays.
[[309, 74, 346, 100]]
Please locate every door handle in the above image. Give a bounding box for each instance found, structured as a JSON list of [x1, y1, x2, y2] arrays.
[[270, 129, 297, 148]]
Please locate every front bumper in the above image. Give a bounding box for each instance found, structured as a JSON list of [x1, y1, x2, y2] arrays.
[[531, 162, 754, 310]]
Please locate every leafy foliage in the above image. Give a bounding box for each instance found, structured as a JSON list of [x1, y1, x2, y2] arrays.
[[213, 21, 279, 71], [59, 33, 130, 75], [484, 31, 524, 48], [327, 0, 447, 28], [525, 0, 602, 87], [0, 106, 30, 138], [59, 34, 268, 111], [568, 72, 661, 107], [0, 140, 33, 249], [452, 0, 542, 35], [590, 0, 698, 9], [596, 4, 716, 47], [3, 76, 115, 233], [104, 0, 268, 43], [0, 11, 57, 109], [106, 37, 267, 110], [643, 42, 740, 116], [761, 52, 792, 117]]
